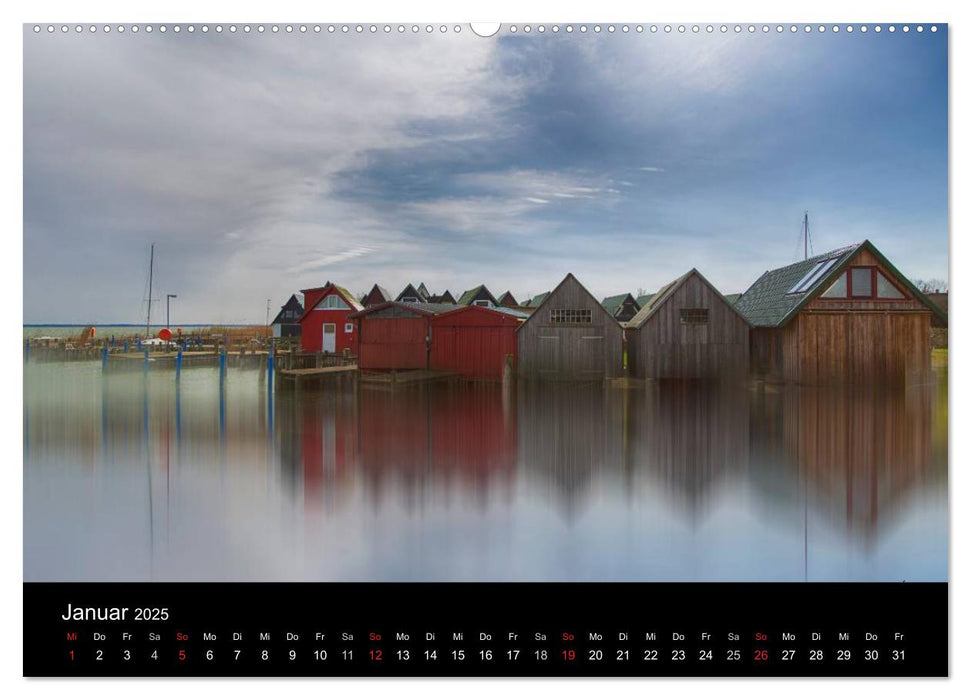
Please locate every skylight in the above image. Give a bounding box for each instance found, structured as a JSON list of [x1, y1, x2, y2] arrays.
[[787, 257, 840, 294]]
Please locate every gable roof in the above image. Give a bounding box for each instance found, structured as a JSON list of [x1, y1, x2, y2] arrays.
[[520, 273, 623, 331], [427, 290, 457, 304], [525, 291, 550, 308], [601, 293, 638, 317], [396, 283, 427, 303], [497, 291, 519, 307], [635, 293, 655, 308], [723, 293, 741, 305], [364, 284, 392, 304], [457, 284, 498, 306], [628, 269, 750, 329], [734, 240, 946, 327], [270, 294, 304, 325], [298, 282, 363, 321], [417, 283, 430, 298]]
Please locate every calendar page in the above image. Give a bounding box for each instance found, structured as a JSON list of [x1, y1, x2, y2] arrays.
[[21, 18, 948, 678]]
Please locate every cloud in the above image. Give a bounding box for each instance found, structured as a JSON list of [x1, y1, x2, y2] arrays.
[[287, 246, 378, 275], [23, 30, 947, 323]]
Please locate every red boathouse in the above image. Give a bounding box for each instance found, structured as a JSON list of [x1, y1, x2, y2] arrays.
[[429, 305, 525, 380], [299, 282, 364, 355], [349, 302, 449, 371]]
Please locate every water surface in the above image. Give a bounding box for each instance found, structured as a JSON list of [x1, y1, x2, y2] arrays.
[[23, 362, 947, 582]]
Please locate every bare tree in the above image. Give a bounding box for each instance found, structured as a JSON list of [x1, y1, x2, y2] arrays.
[[912, 278, 948, 294]]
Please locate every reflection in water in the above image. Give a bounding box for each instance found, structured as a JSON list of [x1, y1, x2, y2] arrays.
[[23, 364, 946, 582]]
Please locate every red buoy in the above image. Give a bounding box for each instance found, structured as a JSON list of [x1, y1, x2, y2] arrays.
[[159, 328, 173, 341]]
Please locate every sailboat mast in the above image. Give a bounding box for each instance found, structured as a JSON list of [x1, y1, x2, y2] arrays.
[[146, 243, 155, 338]]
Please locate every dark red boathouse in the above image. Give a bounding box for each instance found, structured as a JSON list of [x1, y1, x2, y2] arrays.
[[429, 305, 525, 380]]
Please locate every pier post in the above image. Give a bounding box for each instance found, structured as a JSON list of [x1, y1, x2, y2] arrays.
[[124, 340, 129, 353], [219, 345, 227, 385], [24, 339, 30, 363], [268, 344, 275, 393], [175, 347, 183, 381], [136, 338, 142, 351], [143, 347, 149, 373], [102, 344, 109, 372]]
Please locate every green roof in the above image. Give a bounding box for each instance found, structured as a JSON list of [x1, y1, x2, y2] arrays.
[[734, 244, 860, 326], [525, 291, 550, 308], [722, 293, 741, 305], [458, 284, 497, 306], [601, 293, 636, 317], [734, 240, 946, 327], [635, 293, 655, 308]]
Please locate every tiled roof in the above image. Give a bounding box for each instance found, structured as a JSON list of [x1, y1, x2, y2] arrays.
[[734, 244, 861, 327]]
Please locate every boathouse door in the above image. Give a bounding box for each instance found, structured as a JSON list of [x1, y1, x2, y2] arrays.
[[322, 323, 337, 353]]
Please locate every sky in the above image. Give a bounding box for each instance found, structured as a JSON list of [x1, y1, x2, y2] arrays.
[[23, 25, 948, 324]]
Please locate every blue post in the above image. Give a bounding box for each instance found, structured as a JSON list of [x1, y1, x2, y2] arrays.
[[124, 340, 129, 353], [101, 344, 109, 372], [24, 339, 30, 363], [175, 348, 183, 381], [218, 348, 227, 442], [143, 347, 149, 373], [268, 344, 275, 391], [136, 338, 142, 351]]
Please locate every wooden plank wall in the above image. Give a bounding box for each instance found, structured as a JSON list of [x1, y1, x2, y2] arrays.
[[750, 248, 935, 385], [517, 276, 624, 379], [629, 272, 750, 379]]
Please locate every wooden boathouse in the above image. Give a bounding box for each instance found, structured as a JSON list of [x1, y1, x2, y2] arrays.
[[299, 282, 363, 355], [270, 294, 304, 338], [349, 301, 456, 371], [734, 240, 946, 385], [516, 273, 624, 380], [429, 305, 526, 380], [626, 269, 750, 380]]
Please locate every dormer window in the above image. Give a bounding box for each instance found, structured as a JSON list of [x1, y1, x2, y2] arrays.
[[473, 299, 492, 307]]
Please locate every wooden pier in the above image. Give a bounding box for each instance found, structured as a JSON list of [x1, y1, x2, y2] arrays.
[[360, 369, 460, 385]]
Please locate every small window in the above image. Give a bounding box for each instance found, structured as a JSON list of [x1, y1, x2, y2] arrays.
[[402, 297, 419, 303], [821, 273, 847, 297], [550, 309, 593, 324], [473, 299, 492, 307], [344, 323, 354, 333], [316, 294, 350, 310], [680, 308, 709, 324], [876, 271, 906, 299], [851, 268, 873, 297]]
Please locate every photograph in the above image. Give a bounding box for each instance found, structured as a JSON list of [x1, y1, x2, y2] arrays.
[[21, 19, 948, 677]]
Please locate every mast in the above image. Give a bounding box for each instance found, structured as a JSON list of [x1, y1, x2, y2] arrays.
[[803, 211, 809, 261], [146, 243, 155, 337]]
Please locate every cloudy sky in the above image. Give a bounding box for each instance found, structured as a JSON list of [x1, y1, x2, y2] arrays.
[[24, 25, 947, 324]]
